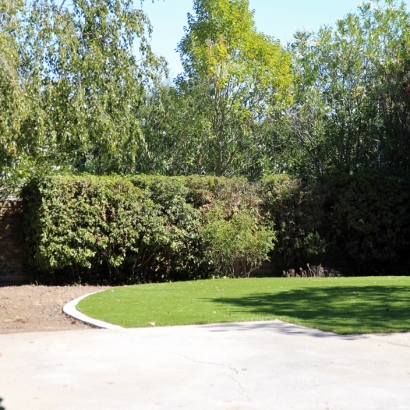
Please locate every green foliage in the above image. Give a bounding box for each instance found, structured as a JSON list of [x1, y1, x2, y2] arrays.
[[200, 202, 275, 277], [22, 174, 274, 284], [21, 173, 410, 283], [284, 0, 410, 176], [0, 0, 33, 190], [0, 397, 4, 410], [131, 175, 274, 278], [22, 175, 152, 283], [260, 172, 410, 275], [160, 0, 293, 178], [3, 0, 410, 193], [129, 175, 207, 281], [0, 0, 166, 190], [328, 173, 410, 274], [260, 175, 327, 272]]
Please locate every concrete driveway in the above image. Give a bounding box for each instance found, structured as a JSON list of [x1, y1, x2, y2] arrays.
[[1, 320, 410, 409]]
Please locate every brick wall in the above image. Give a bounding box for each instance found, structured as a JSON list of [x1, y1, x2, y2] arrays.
[[0, 200, 29, 285]]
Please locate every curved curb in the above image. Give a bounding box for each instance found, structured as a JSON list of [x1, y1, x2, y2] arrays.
[[63, 291, 124, 330]]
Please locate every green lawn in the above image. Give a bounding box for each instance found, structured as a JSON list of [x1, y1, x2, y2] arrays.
[[77, 276, 410, 334]]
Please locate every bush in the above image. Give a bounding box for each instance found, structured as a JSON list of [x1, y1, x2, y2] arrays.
[[260, 175, 327, 273], [260, 173, 410, 276], [22, 175, 159, 283], [21, 173, 410, 283], [200, 201, 275, 277], [22, 174, 274, 284], [129, 175, 207, 281], [327, 173, 410, 274], [131, 175, 274, 278]]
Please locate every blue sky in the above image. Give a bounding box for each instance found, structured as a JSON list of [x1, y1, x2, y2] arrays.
[[140, 0, 366, 78]]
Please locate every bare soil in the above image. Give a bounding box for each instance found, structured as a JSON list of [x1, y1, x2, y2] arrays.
[[0, 285, 112, 334]]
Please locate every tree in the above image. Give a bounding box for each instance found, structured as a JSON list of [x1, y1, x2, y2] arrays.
[[161, 0, 293, 178], [0, 0, 166, 189], [137, 84, 203, 175], [284, 0, 410, 176], [0, 0, 30, 190]]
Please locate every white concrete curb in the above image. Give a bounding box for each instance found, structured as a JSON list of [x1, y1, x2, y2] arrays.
[[63, 291, 124, 330]]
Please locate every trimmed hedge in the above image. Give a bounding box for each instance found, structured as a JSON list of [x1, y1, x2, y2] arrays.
[[130, 175, 275, 278], [327, 173, 410, 274], [260, 173, 410, 275], [21, 173, 410, 284], [260, 175, 328, 273], [23, 175, 155, 283], [22, 175, 274, 284]]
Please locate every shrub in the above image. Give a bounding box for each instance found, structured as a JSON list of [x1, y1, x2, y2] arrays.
[[260, 175, 327, 273], [22, 174, 274, 284], [131, 175, 274, 278], [328, 173, 410, 274], [260, 173, 410, 275], [21, 172, 410, 283], [200, 201, 275, 277], [129, 175, 207, 281], [22, 175, 159, 284]]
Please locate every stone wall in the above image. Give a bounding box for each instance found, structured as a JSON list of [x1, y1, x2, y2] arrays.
[[0, 200, 29, 285]]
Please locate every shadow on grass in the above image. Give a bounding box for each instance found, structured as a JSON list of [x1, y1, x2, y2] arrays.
[[210, 285, 410, 334]]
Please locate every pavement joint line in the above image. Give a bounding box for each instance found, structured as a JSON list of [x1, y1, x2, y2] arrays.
[[63, 291, 124, 330]]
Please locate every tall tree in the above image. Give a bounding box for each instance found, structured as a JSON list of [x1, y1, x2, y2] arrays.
[[0, 0, 30, 190], [0, 0, 166, 188], [284, 0, 410, 176], [154, 0, 293, 178]]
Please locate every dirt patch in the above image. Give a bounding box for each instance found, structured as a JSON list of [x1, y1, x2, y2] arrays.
[[0, 285, 112, 334]]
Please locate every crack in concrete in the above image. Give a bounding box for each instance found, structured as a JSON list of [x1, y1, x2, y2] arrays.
[[177, 353, 224, 368], [177, 353, 250, 402], [227, 369, 249, 402]]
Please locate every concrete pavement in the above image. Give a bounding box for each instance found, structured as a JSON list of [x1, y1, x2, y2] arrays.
[[1, 320, 410, 409]]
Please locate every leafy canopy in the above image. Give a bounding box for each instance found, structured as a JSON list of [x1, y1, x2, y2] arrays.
[[163, 0, 293, 177], [0, 0, 166, 190], [281, 0, 410, 176]]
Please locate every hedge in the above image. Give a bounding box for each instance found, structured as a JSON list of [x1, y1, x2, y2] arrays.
[[327, 173, 410, 274], [261, 173, 410, 275], [21, 173, 410, 284], [260, 175, 328, 274], [22, 175, 274, 284]]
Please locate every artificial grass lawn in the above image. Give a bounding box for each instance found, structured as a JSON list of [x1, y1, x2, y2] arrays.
[[77, 276, 410, 334]]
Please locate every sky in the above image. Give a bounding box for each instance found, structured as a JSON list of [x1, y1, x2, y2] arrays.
[[140, 0, 368, 78]]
